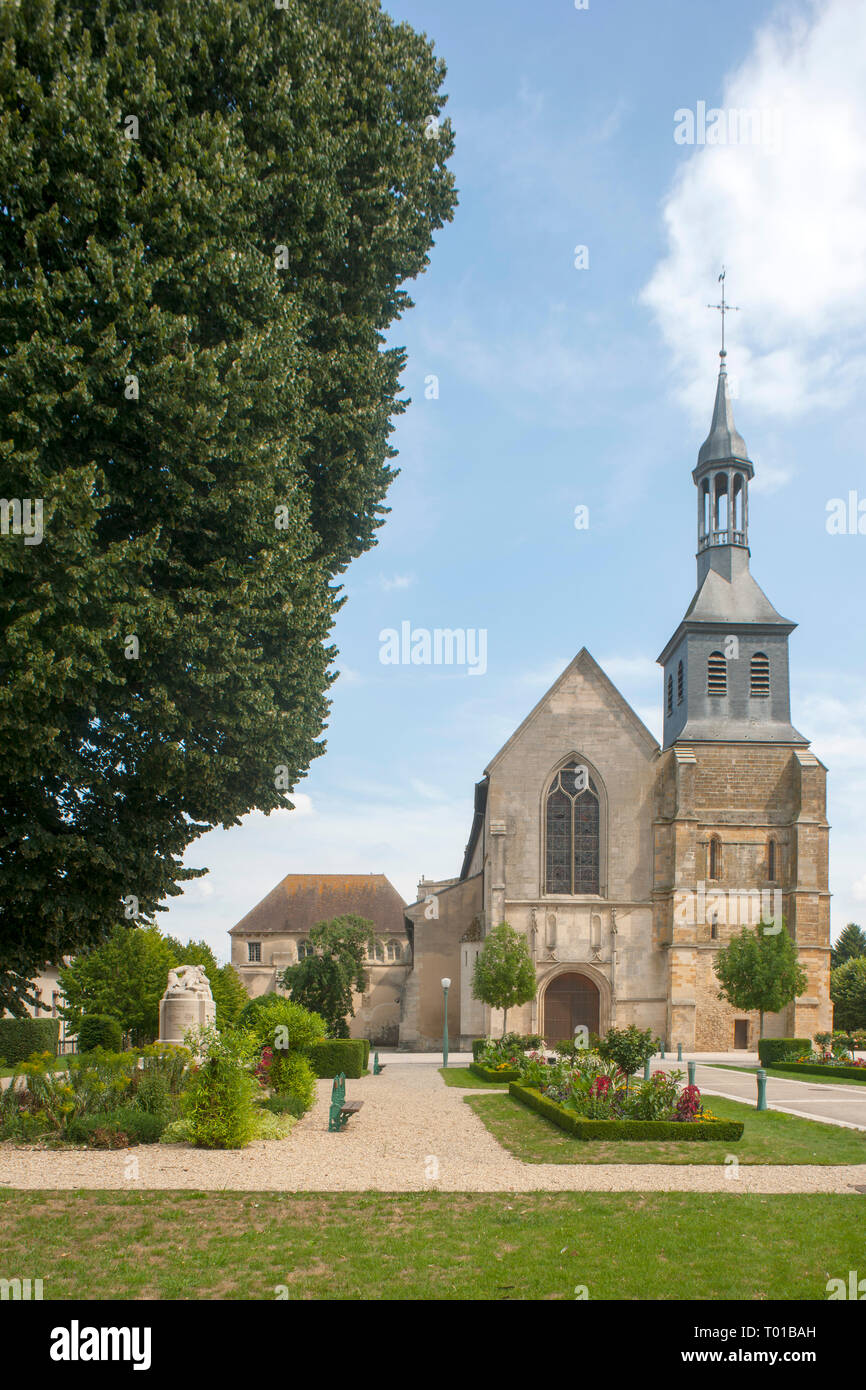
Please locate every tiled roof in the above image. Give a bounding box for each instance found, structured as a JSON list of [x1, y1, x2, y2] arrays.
[[229, 874, 407, 937]]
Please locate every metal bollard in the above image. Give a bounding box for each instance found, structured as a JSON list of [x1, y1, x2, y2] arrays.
[[677, 1042, 683, 1061], [660, 1041, 666, 1059], [643, 1058, 651, 1081], [688, 1061, 696, 1087], [373, 1052, 381, 1075], [757, 1067, 768, 1112]]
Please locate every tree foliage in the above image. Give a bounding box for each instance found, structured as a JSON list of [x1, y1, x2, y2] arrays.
[[280, 914, 379, 1038], [831, 922, 866, 970], [57, 924, 176, 1045], [830, 957, 866, 1031], [471, 922, 536, 1035], [713, 923, 807, 1035], [58, 925, 247, 1041], [0, 0, 456, 1011]]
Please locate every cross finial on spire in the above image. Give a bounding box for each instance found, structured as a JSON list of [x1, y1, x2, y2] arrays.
[[707, 266, 740, 357]]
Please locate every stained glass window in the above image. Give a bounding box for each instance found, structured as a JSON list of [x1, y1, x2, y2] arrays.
[[545, 761, 600, 895]]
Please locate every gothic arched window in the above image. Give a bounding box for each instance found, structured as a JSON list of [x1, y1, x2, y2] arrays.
[[545, 761, 600, 895]]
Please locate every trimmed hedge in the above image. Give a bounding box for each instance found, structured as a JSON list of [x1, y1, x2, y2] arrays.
[[305, 1039, 366, 1079], [509, 1083, 745, 1143], [78, 1015, 123, 1053], [766, 1060, 866, 1082], [0, 1017, 60, 1064], [757, 1037, 809, 1067], [470, 1062, 520, 1082], [361, 1040, 371, 1069]]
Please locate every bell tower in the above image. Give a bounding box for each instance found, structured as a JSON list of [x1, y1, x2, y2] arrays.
[[652, 275, 831, 1051]]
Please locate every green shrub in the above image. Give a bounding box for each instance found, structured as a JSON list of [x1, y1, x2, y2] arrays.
[[246, 998, 326, 1054], [269, 1052, 317, 1114], [305, 1039, 366, 1079], [78, 1015, 123, 1053], [0, 1109, 51, 1141], [253, 1109, 294, 1140], [757, 1037, 810, 1067], [236, 993, 294, 1033], [361, 1039, 371, 1069], [261, 1093, 306, 1119], [181, 1026, 260, 1149], [469, 1062, 520, 1082], [131, 1070, 173, 1122], [510, 1084, 744, 1142], [0, 1018, 59, 1064], [65, 1108, 165, 1146], [472, 1040, 486, 1061]]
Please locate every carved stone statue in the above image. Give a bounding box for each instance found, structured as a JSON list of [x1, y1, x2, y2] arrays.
[[158, 964, 216, 1046]]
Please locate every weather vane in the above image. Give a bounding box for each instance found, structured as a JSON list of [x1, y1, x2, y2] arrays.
[[707, 266, 740, 356]]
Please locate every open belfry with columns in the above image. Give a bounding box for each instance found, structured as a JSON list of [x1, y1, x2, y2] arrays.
[[398, 340, 833, 1053]]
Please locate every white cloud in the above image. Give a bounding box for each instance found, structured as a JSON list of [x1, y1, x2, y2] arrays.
[[642, 0, 866, 422], [379, 573, 415, 592]]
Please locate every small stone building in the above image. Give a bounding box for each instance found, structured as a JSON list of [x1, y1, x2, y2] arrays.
[[229, 873, 410, 1045], [398, 353, 833, 1052]]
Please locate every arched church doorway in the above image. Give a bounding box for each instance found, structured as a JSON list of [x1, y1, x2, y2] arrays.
[[542, 972, 600, 1043]]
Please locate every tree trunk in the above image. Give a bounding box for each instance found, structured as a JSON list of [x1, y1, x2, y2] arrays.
[[759, 1009, 764, 1039], [501, 1008, 508, 1037]]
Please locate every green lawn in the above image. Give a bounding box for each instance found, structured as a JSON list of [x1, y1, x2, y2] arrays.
[[707, 1063, 866, 1088], [465, 1092, 866, 1165], [0, 1056, 72, 1080], [438, 1066, 509, 1089], [0, 1190, 862, 1300]]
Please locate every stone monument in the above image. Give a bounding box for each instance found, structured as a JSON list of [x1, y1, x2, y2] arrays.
[[157, 964, 216, 1046]]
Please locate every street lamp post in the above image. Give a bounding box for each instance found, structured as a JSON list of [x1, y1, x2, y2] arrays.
[[441, 977, 451, 1068]]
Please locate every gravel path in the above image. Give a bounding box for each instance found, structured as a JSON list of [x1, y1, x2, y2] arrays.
[[1, 1064, 865, 1194]]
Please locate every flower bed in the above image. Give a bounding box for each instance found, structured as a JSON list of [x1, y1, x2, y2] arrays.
[[469, 1062, 521, 1082], [509, 1083, 744, 1142]]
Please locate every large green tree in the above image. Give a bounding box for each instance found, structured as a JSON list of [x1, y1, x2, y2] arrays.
[[471, 922, 536, 1036], [280, 914, 379, 1037], [57, 923, 176, 1045], [831, 923, 866, 970], [830, 957, 866, 1031], [0, 0, 456, 1012], [713, 923, 807, 1037]]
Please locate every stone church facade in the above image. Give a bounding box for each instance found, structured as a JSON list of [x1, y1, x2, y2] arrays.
[[398, 353, 833, 1052]]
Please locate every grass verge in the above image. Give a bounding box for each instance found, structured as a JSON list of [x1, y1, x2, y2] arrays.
[[438, 1066, 509, 1089], [465, 1093, 866, 1165], [0, 1190, 862, 1300]]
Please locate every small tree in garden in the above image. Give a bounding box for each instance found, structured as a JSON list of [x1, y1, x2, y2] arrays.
[[280, 915, 380, 1038], [714, 922, 807, 1037], [597, 1025, 656, 1098], [471, 922, 536, 1035]]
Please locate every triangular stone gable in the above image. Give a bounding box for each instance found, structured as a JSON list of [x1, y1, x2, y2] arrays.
[[485, 647, 659, 776]]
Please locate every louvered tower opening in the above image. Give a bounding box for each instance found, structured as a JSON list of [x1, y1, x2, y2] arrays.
[[707, 651, 727, 697]]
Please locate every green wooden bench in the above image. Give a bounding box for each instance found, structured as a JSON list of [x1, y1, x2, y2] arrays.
[[328, 1072, 363, 1132]]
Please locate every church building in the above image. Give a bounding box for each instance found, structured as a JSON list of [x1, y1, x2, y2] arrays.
[[398, 349, 833, 1052]]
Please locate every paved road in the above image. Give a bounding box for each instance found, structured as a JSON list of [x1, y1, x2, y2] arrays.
[[654, 1061, 866, 1131]]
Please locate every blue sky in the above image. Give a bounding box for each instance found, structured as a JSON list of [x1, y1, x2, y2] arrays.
[[162, 0, 866, 959]]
